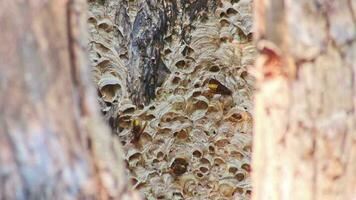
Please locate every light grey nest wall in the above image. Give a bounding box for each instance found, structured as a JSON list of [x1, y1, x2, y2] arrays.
[[88, 0, 255, 199]]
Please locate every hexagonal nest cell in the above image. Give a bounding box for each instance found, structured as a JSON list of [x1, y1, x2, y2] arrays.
[[88, 0, 255, 199]]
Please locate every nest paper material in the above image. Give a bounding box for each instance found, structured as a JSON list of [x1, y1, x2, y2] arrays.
[[88, 0, 255, 199]]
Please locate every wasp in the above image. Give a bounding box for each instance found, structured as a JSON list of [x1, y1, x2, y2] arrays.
[[131, 119, 147, 144], [208, 79, 232, 95]]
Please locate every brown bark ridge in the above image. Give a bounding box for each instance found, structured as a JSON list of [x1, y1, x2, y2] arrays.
[[0, 0, 140, 199], [125, 0, 220, 106], [253, 0, 356, 199], [89, 0, 218, 106]]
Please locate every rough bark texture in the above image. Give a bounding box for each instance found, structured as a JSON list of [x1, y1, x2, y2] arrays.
[[0, 0, 140, 199], [90, 0, 218, 106], [123, 0, 219, 105], [253, 0, 356, 199]]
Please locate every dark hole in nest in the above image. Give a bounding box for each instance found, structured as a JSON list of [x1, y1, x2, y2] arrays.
[[231, 113, 242, 121], [241, 71, 248, 79], [119, 53, 128, 60], [243, 145, 252, 152], [226, 8, 238, 16], [128, 152, 141, 161], [220, 36, 230, 43], [164, 35, 172, 43], [105, 101, 112, 107], [209, 146, 215, 153], [174, 130, 189, 140], [164, 48, 172, 55], [171, 158, 189, 176], [200, 158, 210, 165], [173, 192, 183, 198], [172, 76, 181, 84], [199, 166, 209, 173], [98, 23, 111, 31], [182, 45, 194, 56], [175, 60, 186, 68], [123, 107, 135, 114], [234, 187, 244, 194], [137, 104, 144, 110], [209, 65, 220, 72], [231, 151, 244, 160], [241, 163, 251, 172], [87, 17, 97, 24], [220, 12, 227, 18], [142, 114, 156, 120], [131, 178, 138, 185], [193, 150, 202, 157], [214, 158, 225, 166], [194, 101, 208, 110], [192, 91, 202, 97], [235, 172, 245, 181], [229, 167, 238, 174], [219, 18, 230, 27]]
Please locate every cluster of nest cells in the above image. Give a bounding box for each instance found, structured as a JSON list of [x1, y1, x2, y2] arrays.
[[88, 0, 255, 199]]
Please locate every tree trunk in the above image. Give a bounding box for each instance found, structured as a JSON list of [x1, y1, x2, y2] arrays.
[[253, 0, 356, 199], [0, 0, 139, 199]]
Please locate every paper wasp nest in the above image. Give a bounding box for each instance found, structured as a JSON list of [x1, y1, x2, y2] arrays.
[[88, 0, 255, 199]]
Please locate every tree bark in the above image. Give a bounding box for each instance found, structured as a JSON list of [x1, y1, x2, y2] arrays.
[[124, 0, 218, 105], [253, 0, 356, 199], [92, 0, 217, 106], [0, 0, 139, 199]]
